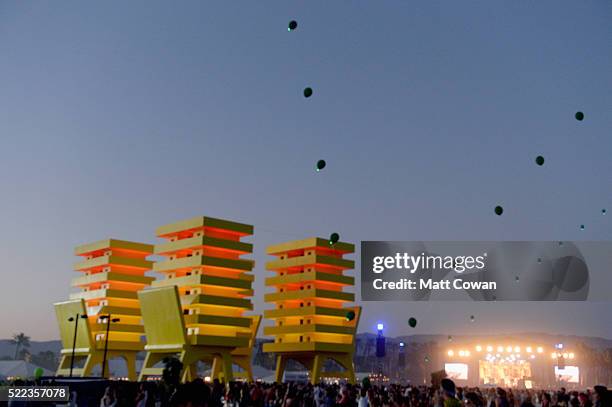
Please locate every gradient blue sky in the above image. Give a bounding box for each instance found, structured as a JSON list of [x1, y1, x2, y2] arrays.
[[0, 1, 611, 340]]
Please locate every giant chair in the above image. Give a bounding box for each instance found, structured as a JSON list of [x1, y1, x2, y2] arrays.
[[138, 286, 238, 382], [54, 299, 138, 379], [263, 237, 361, 384]]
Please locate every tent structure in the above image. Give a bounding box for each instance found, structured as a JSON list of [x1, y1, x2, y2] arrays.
[[0, 360, 53, 379]]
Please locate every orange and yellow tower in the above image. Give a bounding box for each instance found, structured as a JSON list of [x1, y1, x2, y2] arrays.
[[57, 239, 154, 378], [147, 216, 255, 380], [263, 237, 361, 384]]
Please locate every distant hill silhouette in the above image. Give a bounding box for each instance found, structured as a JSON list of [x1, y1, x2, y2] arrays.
[[2, 332, 610, 360]]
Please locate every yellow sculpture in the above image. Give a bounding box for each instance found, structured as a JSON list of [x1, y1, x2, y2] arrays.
[[55, 239, 154, 379], [143, 216, 256, 382], [263, 237, 361, 384]]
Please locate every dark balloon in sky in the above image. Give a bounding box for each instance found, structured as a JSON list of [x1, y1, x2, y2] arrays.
[[495, 206, 504, 216], [575, 111, 584, 121], [288, 20, 298, 31], [346, 310, 355, 321], [535, 156, 545, 166], [316, 159, 326, 171], [329, 232, 340, 245], [408, 317, 417, 328], [303, 87, 313, 98]]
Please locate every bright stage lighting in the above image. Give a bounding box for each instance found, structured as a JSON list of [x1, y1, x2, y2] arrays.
[[377, 323, 384, 331], [537, 347, 544, 354], [551, 353, 557, 359], [569, 353, 575, 359], [448, 350, 454, 357], [514, 346, 521, 353], [562, 353, 568, 359], [475, 345, 482, 352], [459, 350, 465, 357], [497, 346, 504, 352], [486, 345, 493, 352], [399, 341, 405, 347], [526, 346, 533, 353], [506, 346, 513, 353], [530, 354, 536, 359]]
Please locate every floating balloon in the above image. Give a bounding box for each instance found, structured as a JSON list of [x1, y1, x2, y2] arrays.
[[537, 258, 542, 263], [494, 206, 504, 216], [288, 20, 298, 31], [346, 310, 355, 321], [34, 367, 44, 379], [535, 156, 545, 166], [603, 209, 607, 215], [408, 317, 417, 328], [303, 87, 313, 98], [448, 335, 453, 342], [580, 224, 585, 230], [316, 159, 326, 171], [470, 315, 475, 322], [329, 232, 340, 245], [575, 111, 584, 121], [515, 276, 520, 282], [424, 356, 430, 363]]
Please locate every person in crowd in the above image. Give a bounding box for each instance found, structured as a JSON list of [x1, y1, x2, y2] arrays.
[[100, 385, 117, 407]]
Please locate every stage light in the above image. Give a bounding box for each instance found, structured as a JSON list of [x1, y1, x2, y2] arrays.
[[526, 346, 533, 353], [377, 323, 384, 331], [514, 346, 521, 353], [569, 353, 575, 359], [447, 350, 454, 357], [530, 355, 536, 359], [506, 346, 513, 353], [556, 343, 564, 350], [537, 347, 544, 354], [459, 350, 465, 357], [465, 350, 470, 356], [551, 353, 557, 359], [562, 353, 568, 359], [475, 345, 482, 352], [497, 346, 504, 352], [496, 353, 501, 358], [399, 341, 405, 348], [486, 345, 493, 352]]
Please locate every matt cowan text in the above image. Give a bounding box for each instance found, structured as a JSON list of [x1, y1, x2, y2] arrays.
[[372, 278, 497, 290]]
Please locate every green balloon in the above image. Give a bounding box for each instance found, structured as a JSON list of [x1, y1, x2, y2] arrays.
[[494, 205, 504, 216], [346, 310, 355, 321], [316, 159, 326, 171], [288, 20, 298, 31], [329, 232, 340, 245], [303, 87, 313, 98], [408, 317, 417, 328], [575, 111, 584, 121], [34, 367, 44, 378], [535, 156, 545, 166]]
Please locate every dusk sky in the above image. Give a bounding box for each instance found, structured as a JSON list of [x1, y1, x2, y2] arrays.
[[0, 1, 611, 341]]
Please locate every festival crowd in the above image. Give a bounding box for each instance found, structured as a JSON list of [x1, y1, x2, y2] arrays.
[[94, 378, 610, 407]]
